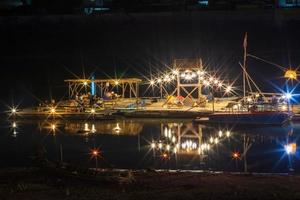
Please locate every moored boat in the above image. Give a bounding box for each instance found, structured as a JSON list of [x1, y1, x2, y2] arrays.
[[194, 111, 293, 125]]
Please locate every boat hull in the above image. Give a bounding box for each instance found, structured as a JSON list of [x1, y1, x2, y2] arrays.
[[195, 112, 293, 125]]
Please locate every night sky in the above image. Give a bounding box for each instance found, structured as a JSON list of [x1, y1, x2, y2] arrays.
[[0, 10, 300, 108]]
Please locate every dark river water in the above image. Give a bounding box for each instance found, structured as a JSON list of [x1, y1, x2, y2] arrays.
[[1, 118, 299, 173]]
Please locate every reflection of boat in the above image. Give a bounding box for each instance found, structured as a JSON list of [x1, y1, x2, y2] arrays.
[[195, 111, 293, 125]]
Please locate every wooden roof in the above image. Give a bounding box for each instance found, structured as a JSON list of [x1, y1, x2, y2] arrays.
[[64, 78, 142, 84]]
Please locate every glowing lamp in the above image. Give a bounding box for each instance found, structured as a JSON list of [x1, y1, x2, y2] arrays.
[[12, 122, 17, 128], [285, 93, 292, 99], [285, 143, 296, 155], [217, 82, 222, 87], [232, 152, 240, 159], [150, 80, 155, 85], [51, 124, 56, 130], [158, 142, 163, 149], [151, 142, 156, 149], [172, 69, 179, 75], [83, 81, 88, 86], [11, 108, 17, 114], [114, 80, 119, 85], [225, 86, 232, 93], [92, 150, 99, 156], [157, 78, 162, 83], [50, 108, 56, 114], [91, 108, 95, 114], [284, 70, 297, 80]]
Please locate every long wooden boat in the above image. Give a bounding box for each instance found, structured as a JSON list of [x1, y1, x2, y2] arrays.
[[194, 111, 293, 125]]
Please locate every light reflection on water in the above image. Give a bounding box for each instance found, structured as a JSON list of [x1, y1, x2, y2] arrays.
[[0, 118, 299, 173]]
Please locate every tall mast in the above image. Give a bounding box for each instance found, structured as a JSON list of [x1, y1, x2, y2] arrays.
[[243, 32, 248, 99]]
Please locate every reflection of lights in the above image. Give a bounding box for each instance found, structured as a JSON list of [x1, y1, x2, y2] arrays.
[[162, 153, 168, 159], [285, 143, 296, 155], [113, 123, 121, 134], [13, 130, 17, 137], [214, 138, 219, 144], [206, 144, 210, 150], [51, 124, 56, 131], [12, 122, 17, 128], [226, 131, 231, 137], [172, 136, 176, 143], [166, 144, 170, 151], [84, 123, 89, 131], [218, 130, 223, 137], [91, 108, 95, 114], [164, 128, 168, 137], [210, 137, 214, 143], [173, 147, 177, 154], [91, 124, 96, 133], [168, 129, 172, 138]]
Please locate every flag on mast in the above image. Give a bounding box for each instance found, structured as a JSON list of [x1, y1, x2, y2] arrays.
[[243, 32, 248, 50]]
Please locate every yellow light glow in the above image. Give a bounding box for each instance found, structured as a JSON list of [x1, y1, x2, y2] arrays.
[[11, 108, 17, 114], [83, 81, 88, 86], [51, 124, 56, 130], [225, 86, 232, 93], [91, 108, 95, 114], [150, 80, 155, 85], [50, 108, 56, 113], [284, 70, 297, 80], [114, 80, 119, 85], [12, 122, 17, 128], [172, 69, 179, 75], [232, 152, 240, 159], [281, 105, 287, 111], [218, 131, 223, 137], [151, 142, 156, 149], [226, 131, 231, 137]]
